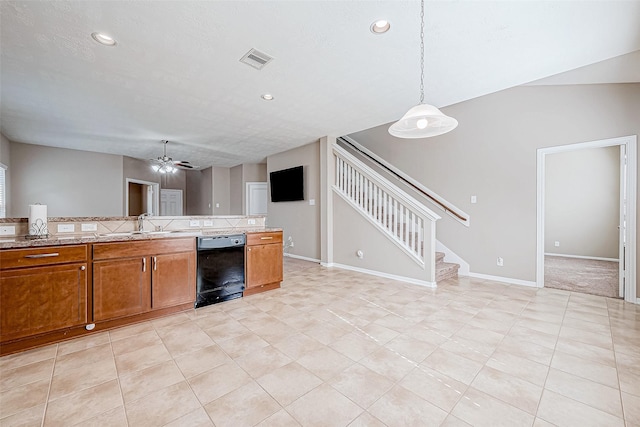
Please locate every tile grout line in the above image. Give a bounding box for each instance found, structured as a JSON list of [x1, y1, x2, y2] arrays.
[[39, 343, 58, 427]]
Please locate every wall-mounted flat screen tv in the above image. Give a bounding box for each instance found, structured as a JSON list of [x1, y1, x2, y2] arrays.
[[270, 166, 304, 202]]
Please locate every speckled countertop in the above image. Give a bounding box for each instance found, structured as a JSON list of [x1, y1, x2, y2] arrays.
[[0, 228, 282, 250]]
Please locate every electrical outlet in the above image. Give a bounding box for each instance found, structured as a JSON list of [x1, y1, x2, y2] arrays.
[[288, 236, 294, 247], [497, 257, 504, 267], [554, 241, 560, 247], [216, 203, 220, 208], [81, 223, 97, 232], [248, 219, 256, 225], [204, 220, 213, 227], [0, 226, 16, 236], [309, 199, 316, 206], [189, 220, 200, 227], [57, 224, 75, 233]]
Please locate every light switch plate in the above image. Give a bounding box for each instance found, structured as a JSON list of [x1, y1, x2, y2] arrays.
[[81, 223, 98, 232], [57, 224, 75, 233], [0, 226, 16, 236], [471, 195, 477, 204], [309, 199, 316, 206], [204, 220, 213, 227], [189, 220, 200, 227], [248, 219, 256, 225]]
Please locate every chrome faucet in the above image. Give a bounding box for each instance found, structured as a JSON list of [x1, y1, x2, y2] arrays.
[[138, 213, 152, 232]]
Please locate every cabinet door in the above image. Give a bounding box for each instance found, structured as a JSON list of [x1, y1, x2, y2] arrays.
[[93, 258, 151, 321], [246, 243, 283, 289], [151, 252, 195, 310], [1, 263, 87, 341]]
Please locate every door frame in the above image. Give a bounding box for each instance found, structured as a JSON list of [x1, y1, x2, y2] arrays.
[[245, 182, 268, 215], [536, 135, 637, 303], [125, 178, 159, 216]]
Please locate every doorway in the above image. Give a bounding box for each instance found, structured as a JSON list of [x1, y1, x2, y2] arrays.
[[125, 178, 159, 216], [537, 135, 637, 303], [246, 182, 268, 215]]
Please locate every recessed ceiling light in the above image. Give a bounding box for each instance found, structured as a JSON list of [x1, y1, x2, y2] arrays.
[[370, 19, 390, 34], [91, 32, 117, 46], [261, 94, 274, 101]]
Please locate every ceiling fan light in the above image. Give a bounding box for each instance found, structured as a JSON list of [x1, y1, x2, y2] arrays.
[[151, 164, 160, 172], [388, 104, 458, 138]]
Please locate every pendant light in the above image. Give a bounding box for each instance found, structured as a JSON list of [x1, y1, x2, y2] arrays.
[[389, 0, 457, 138]]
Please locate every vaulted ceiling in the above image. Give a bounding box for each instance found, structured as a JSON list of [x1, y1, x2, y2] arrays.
[[1, 1, 639, 168]]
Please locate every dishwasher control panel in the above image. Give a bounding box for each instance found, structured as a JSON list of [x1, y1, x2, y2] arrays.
[[197, 234, 246, 249]]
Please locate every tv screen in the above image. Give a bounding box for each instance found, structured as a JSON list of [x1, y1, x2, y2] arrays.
[[270, 166, 304, 202]]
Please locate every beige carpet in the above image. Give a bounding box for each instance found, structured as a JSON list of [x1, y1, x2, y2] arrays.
[[544, 255, 619, 298]]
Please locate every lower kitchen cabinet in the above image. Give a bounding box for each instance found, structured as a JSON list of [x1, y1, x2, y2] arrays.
[[245, 231, 283, 296], [0, 245, 88, 342], [93, 257, 150, 321], [92, 238, 195, 322], [151, 251, 196, 309]]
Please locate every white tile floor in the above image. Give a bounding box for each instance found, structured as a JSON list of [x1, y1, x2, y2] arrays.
[[1, 258, 639, 426]]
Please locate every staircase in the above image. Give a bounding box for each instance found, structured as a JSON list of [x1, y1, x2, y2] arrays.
[[436, 251, 460, 282]]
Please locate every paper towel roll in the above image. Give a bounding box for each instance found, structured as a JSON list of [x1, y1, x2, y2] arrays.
[[29, 204, 48, 236]]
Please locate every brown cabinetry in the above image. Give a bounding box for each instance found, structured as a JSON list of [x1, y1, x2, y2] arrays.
[[92, 238, 195, 322], [0, 245, 88, 342], [245, 231, 283, 296]]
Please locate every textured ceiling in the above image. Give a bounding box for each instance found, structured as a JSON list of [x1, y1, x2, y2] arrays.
[[1, 1, 639, 168]]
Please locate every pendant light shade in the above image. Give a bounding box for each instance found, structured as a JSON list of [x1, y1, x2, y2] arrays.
[[389, 0, 457, 139], [388, 103, 458, 138]]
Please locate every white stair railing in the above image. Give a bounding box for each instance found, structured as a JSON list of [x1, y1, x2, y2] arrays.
[[333, 143, 440, 268]]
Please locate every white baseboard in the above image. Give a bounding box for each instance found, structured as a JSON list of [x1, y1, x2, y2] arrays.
[[467, 272, 538, 288], [636, 298, 640, 305], [328, 263, 437, 288], [284, 253, 320, 263], [544, 253, 619, 262]]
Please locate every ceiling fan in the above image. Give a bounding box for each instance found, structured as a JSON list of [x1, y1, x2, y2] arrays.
[[150, 140, 198, 173]]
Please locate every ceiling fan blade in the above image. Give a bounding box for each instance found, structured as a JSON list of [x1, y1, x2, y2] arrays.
[[174, 162, 196, 169]]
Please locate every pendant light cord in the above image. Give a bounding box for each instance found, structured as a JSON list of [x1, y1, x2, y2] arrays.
[[419, 0, 425, 104]]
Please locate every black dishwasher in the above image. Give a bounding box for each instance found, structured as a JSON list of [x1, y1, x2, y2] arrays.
[[195, 235, 246, 308]]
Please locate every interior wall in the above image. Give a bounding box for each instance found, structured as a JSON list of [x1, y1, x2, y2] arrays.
[[229, 165, 243, 214], [267, 141, 320, 260], [333, 195, 433, 282], [213, 166, 231, 215], [349, 83, 640, 284], [545, 146, 620, 259], [9, 142, 123, 217], [185, 167, 212, 215]]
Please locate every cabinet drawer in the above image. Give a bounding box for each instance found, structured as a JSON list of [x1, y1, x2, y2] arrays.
[[93, 238, 195, 260], [246, 231, 282, 246], [0, 245, 88, 270]]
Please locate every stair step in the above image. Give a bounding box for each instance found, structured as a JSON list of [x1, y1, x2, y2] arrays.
[[436, 261, 460, 282], [436, 251, 445, 263]]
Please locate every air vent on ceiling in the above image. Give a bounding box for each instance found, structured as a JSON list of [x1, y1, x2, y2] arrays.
[[240, 48, 274, 70]]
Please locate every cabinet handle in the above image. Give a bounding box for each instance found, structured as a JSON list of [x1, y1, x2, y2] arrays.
[[80, 266, 86, 271], [260, 237, 273, 240], [247, 248, 251, 251], [153, 256, 157, 271], [142, 258, 146, 272], [25, 253, 59, 258]]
